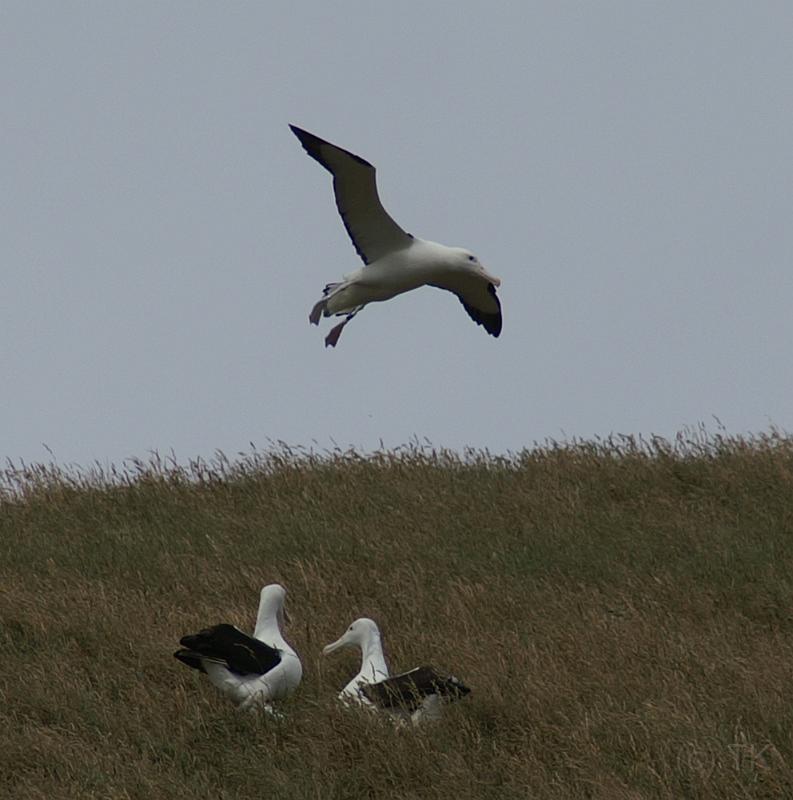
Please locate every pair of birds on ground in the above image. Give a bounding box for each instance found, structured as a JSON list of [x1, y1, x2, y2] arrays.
[[174, 583, 470, 723], [293, 125, 503, 347]]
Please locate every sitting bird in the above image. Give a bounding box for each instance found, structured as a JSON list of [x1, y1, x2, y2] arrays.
[[322, 617, 470, 724], [174, 583, 302, 712]]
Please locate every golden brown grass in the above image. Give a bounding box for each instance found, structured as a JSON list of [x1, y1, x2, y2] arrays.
[[2, 431, 793, 798]]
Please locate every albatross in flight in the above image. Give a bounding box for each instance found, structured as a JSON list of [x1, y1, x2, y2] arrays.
[[290, 125, 503, 347], [174, 583, 302, 712], [322, 617, 470, 724]]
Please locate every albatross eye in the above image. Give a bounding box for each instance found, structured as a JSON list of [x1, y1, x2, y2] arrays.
[[467, 255, 476, 262]]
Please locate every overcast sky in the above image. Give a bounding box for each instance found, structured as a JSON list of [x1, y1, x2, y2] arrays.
[[3, 2, 792, 467]]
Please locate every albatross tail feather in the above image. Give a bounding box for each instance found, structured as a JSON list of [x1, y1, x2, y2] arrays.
[[309, 282, 345, 324]]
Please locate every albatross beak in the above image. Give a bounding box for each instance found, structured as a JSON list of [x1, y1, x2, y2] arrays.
[[322, 634, 348, 656], [480, 266, 501, 287]]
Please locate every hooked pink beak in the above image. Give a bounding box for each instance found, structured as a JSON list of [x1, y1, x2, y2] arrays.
[[322, 630, 351, 656]]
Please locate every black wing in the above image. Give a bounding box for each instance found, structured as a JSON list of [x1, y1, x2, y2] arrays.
[[290, 125, 413, 265], [459, 282, 502, 337], [360, 665, 471, 712], [429, 277, 502, 337], [174, 623, 281, 676]]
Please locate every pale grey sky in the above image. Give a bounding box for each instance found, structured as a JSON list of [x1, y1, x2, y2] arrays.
[[3, 2, 792, 466]]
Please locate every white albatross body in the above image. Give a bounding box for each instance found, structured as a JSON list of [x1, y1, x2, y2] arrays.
[[290, 125, 503, 347], [322, 617, 470, 725], [174, 584, 302, 713]]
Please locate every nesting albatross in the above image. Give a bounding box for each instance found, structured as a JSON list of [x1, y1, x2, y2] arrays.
[[290, 125, 503, 347], [174, 583, 302, 712], [322, 617, 470, 724]]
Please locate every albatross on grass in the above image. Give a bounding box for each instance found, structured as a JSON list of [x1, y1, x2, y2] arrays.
[[290, 125, 503, 347], [174, 583, 302, 713], [322, 617, 470, 724]]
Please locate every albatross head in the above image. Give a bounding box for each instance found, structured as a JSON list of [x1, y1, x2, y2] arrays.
[[452, 247, 501, 287], [258, 583, 290, 629], [322, 617, 381, 655]]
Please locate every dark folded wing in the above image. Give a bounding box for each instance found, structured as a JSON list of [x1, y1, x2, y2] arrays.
[[290, 125, 413, 265], [360, 665, 471, 711], [177, 623, 281, 675]]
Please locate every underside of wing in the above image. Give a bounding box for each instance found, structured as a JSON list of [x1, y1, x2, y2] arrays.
[[290, 125, 413, 264], [177, 624, 282, 676], [360, 665, 471, 711], [430, 276, 502, 337]]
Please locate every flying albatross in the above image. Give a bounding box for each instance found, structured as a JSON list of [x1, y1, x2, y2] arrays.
[[322, 617, 470, 724], [290, 125, 503, 347], [174, 583, 302, 712]]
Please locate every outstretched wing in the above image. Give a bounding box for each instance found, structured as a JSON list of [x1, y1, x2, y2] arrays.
[[429, 275, 502, 337], [360, 665, 471, 712], [290, 125, 413, 265], [175, 624, 282, 676]]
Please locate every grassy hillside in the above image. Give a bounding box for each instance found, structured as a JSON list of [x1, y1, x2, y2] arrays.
[[2, 432, 793, 799]]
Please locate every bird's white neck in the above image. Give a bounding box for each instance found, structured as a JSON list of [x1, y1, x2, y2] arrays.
[[354, 630, 389, 686], [253, 593, 287, 650]]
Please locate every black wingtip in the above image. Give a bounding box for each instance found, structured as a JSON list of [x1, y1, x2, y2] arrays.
[[289, 124, 317, 150], [444, 675, 472, 698], [289, 124, 374, 170], [459, 283, 502, 337], [174, 648, 206, 672], [484, 283, 503, 337]]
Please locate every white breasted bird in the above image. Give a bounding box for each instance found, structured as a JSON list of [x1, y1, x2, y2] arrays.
[[322, 617, 470, 724], [291, 125, 502, 347], [175, 583, 302, 713]]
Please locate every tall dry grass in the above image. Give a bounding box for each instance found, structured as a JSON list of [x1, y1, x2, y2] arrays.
[[2, 431, 793, 798]]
